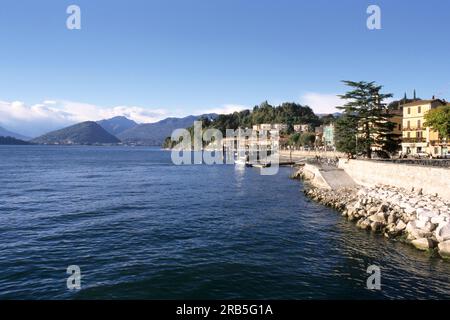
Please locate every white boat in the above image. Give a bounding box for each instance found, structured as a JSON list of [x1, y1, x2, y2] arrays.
[[235, 156, 247, 166]]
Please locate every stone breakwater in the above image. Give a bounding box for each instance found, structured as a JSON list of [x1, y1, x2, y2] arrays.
[[304, 184, 450, 259]]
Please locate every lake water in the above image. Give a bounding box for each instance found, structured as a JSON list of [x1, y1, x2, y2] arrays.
[[1, 145, 450, 299]]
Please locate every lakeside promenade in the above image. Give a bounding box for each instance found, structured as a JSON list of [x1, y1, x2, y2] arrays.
[[279, 150, 345, 162]]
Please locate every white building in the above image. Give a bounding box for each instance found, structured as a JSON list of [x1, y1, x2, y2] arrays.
[[272, 124, 288, 132], [293, 124, 311, 133]]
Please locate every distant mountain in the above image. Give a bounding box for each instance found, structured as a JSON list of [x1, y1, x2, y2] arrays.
[[97, 116, 137, 136], [0, 136, 33, 145], [118, 114, 217, 146], [0, 126, 30, 141], [31, 121, 121, 145]]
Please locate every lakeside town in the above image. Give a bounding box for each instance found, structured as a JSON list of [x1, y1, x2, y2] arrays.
[[176, 82, 450, 166], [181, 81, 450, 259], [283, 96, 449, 159], [211, 94, 449, 161]]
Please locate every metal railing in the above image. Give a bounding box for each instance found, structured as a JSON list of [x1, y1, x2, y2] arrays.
[[402, 137, 426, 143], [402, 127, 423, 131]]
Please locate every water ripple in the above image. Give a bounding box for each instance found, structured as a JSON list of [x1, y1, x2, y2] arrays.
[[1, 145, 450, 299]]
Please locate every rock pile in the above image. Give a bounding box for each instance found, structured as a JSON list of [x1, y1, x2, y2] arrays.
[[304, 185, 450, 258]]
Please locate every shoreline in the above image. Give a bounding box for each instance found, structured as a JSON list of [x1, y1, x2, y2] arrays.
[[295, 170, 450, 259]]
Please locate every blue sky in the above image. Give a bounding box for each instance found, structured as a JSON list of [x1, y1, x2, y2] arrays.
[[0, 0, 449, 135]]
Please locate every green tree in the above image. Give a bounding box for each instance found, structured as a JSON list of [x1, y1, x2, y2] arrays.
[[299, 132, 315, 147], [288, 133, 301, 146], [424, 105, 450, 139], [337, 81, 397, 158], [335, 114, 361, 156]]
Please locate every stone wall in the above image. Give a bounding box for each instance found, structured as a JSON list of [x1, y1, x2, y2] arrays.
[[339, 159, 450, 201], [279, 150, 345, 161], [373, 159, 450, 168]]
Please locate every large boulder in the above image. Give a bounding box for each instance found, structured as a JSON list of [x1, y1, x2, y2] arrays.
[[357, 218, 371, 230], [431, 215, 447, 225], [438, 240, 450, 258], [415, 218, 428, 229], [404, 205, 417, 215], [369, 213, 386, 224], [416, 209, 438, 223], [395, 220, 407, 232], [436, 222, 450, 243], [406, 221, 433, 239], [411, 238, 434, 251], [406, 221, 418, 232], [370, 221, 384, 232]]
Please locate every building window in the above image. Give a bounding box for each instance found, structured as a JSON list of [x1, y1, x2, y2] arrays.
[[407, 132, 411, 138], [418, 106, 421, 113], [407, 120, 410, 129], [398, 124, 401, 130], [408, 108, 411, 114], [417, 120, 421, 128]]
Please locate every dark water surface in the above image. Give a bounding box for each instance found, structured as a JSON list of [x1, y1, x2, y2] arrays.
[[1, 146, 450, 299]]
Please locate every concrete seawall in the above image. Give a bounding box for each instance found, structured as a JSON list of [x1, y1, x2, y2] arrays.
[[300, 164, 331, 189], [299, 163, 357, 190], [339, 159, 450, 201]]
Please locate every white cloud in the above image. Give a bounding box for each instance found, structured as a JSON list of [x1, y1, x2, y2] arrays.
[[201, 104, 248, 115], [299, 93, 343, 114], [0, 99, 168, 137]]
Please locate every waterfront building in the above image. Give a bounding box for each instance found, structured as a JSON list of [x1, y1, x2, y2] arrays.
[[315, 125, 324, 147], [294, 124, 311, 133], [401, 98, 448, 157], [322, 124, 335, 148], [253, 123, 288, 133], [272, 123, 288, 132]]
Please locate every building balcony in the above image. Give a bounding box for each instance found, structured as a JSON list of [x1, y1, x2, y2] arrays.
[[402, 127, 423, 131], [402, 137, 426, 143], [430, 139, 448, 146]]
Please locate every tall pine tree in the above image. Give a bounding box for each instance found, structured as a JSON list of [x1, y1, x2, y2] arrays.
[[336, 81, 399, 158], [335, 114, 362, 157]]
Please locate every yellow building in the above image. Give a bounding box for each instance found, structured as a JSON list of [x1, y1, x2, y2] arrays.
[[401, 99, 448, 157]]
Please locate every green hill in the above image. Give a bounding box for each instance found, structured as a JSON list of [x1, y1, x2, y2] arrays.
[[31, 121, 121, 145]]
